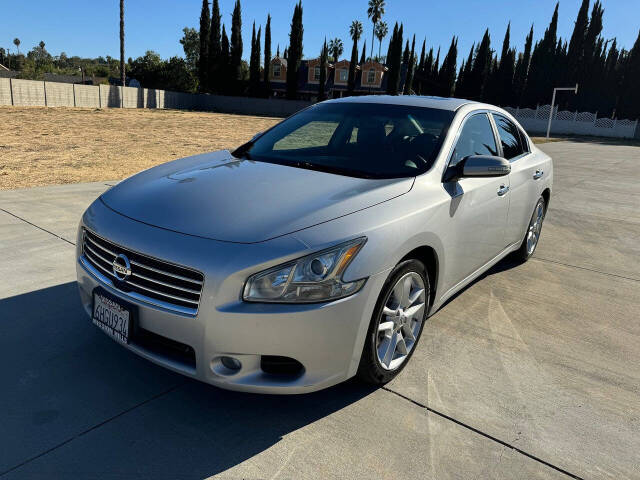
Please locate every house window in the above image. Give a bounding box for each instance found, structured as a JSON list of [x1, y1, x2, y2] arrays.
[[314, 66, 321, 81], [367, 69, 376, 84], [339, 69, 348, 82], [273, 64, 281, 77]]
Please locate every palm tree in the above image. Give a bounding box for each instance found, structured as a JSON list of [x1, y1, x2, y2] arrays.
[[13, 38, 20, 55], [374, 21, 388, 61], [328, 38, 343, 62], [350, 20, 363, 44], [367, 0, 385, 61], [119, 0, 125, 94]]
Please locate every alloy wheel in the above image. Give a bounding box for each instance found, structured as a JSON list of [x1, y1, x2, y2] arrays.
[[375, 272, 426, 371], [526, 200, 545, 255]]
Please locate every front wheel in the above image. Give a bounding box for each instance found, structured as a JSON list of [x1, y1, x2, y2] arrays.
[[515, 196, 546, 262], [357, 259, 430, 385]]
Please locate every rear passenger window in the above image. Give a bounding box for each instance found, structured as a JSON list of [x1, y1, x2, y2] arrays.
[[493, 114, 526, 160], [450, 114, 498, 167]]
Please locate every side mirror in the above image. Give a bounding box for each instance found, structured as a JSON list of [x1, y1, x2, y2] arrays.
[[444, 155, 510, 182], [461, 155, 510, 177]]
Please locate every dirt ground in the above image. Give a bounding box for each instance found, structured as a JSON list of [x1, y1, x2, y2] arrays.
[[0, 107, 280, 189]]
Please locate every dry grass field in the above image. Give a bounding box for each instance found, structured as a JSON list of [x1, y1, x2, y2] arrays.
[[0, 107, 280, 189]]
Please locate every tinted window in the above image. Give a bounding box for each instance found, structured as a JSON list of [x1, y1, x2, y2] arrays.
[[450, 113, 498, 167], [494, 114, 525, 160], [235, 103, 455, 178]]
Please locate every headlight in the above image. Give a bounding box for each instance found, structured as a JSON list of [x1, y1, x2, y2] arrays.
[[243, 238, 367, 303]]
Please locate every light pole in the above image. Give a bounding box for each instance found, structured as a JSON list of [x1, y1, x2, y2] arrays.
[[546, 84, 579, 139]]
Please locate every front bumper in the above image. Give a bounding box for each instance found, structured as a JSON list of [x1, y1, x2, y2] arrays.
[[76, 199, 388, 394]]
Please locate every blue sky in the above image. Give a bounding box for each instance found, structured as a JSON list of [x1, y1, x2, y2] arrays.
[[2, 0, 639, 66]]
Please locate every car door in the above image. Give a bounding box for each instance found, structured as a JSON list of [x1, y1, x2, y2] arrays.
[[491, 113, 545, 244], [442, 112, 511, 288]]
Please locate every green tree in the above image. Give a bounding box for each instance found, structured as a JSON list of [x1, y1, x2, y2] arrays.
[[347, 20, 363, 94], [374, 21, 388, 61], [468, 29, 491, 100], [367, 0, 385, 61], [414, 38, 426, 94], [264, 14, 272, 95], [249, 22, 261, 96], [360, 40, 367, 64], [455, 42, 474, 98], [180, 27, 199, 74], [566, 0, 590, 88], [437, 36, 458, 97], [120, 0, 125, 91], [386, 23, 403, 94], [198, 0, 210, 91], [230, 0, 243, 89], [208, 0, 221, 92], [286, 1, 303, 99], [329, 38, 343, 62], [524, 2, 559, 107], [513, 25, 533, 106], [404, 35, 416, 94], [220, 24, 230, 94], [319, 39, 328, 100]]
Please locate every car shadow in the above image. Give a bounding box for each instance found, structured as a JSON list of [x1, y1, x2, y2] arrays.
[[0, 281, 377, 478]]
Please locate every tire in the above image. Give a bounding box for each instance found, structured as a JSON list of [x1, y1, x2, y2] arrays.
[[357, 259, 430, 385], [514, 196, 546, 262]]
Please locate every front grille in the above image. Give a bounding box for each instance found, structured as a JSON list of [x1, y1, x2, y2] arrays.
[[133, 327, 196, 370], [82, 229, 204, 315]]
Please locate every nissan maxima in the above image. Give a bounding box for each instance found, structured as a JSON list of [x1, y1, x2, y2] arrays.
[[77, 96, 552, 393]]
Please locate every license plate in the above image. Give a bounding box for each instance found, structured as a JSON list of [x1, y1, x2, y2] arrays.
[[92, 292, 131, 344]]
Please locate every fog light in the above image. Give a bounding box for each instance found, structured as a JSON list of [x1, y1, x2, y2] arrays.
[[221, 356, 241, 371]]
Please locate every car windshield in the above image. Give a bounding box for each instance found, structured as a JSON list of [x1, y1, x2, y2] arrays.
[[233, 102, 455, 179]]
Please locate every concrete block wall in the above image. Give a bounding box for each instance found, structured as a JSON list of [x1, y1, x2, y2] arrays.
[[0, 78, 11, 105], [44, 82, 74, 107], [74, 85, 100, 108], [11, 79, 46, 106], [100, 85, 122, 108]]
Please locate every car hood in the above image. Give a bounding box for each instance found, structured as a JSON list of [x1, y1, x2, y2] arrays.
[[101, 150, 414, 243]]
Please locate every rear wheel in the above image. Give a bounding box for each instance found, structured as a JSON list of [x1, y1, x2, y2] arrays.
[[515, 196, 546, 262], [357, 259, 430, 385]]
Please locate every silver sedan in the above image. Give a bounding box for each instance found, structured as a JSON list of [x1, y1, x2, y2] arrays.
[[76, 96, 552, 393]]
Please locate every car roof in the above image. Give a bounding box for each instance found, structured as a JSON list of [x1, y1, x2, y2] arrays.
[[322, 95, 478, 111]]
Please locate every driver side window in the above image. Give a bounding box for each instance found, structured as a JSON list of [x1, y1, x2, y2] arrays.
[[450, 113, 498, 167]]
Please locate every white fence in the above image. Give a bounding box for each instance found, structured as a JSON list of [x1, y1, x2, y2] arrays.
[[0, 78, 311, 117], [1, 78, 638, 138], [503, 105, 639, 139]]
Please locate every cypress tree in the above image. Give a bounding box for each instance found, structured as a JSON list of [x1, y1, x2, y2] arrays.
[[230, 0, 243, 87], [468, 29, 491, 100], [319, 39, 328, 100], [566, 0, 590, 87], [386, 23, 403, 95], [402, 40, 410, 65], [220, 24, 230, 94], [513, 25, 533, 106], [618, 31, 640, 118], [386, 23, 398, 66], [286, 1, 303, 99], [455, 61, 465, 97], [361, 40, 367, 64], [438, 36, 458, 97], [578, 1, 604, 109], [422, 47, 434, 94], [208, 0, 221, 92], [456, 43, 474, 99], [415, 38, 426, 94], [347, 20, 363, 95], [264, 14, 272, 95], [495, 23, 515, 105], [249, 23, 261, 96], [524, 3, 559, 107], [198, 0, 210, 92], [404, 35, 416, 94]]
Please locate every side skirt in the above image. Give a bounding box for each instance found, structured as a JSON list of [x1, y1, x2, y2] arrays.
[[429, 241, 521, 314]]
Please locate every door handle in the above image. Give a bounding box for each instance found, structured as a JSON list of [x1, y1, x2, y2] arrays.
[[497, 184, 509, 196], [533, 170, 544, 180]]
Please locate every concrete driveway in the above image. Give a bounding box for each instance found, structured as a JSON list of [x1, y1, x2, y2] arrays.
[[1, 141, 638, 479]]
